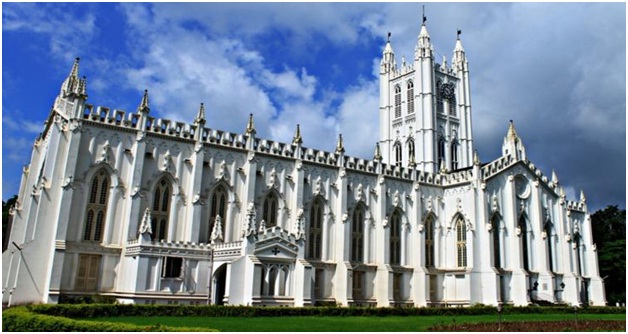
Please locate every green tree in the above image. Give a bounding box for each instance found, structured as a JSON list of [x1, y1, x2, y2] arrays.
[[591, 205, 626, 304]]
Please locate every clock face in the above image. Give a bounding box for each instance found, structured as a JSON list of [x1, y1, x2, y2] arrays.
[[514, 175, 530, 199], [441, 83, 455, 100]]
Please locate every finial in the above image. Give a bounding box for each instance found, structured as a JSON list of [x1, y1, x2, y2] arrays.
[[138, 89, 149, 113], [196, 103, 206, 122], [373, 142, 382, 161], [473, 150, 480, 166], [439, 161, 447, 174], [457, 29, 462, 39], [387, 31, 391, 42], [70, 57, 80, 77], [335, 134, 345, 155], [551, 170, 559, 185], [292, 124, 303, 145], [245, 113, 256, 135], [507, 119, 519, 140], [422, 5, 427, 24], [580, 190, 586, 203]]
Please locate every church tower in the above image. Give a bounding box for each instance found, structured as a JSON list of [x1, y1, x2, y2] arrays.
[[378, 18, 474, 173]]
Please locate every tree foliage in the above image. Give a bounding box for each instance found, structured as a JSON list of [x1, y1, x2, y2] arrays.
[[591, 205, 626, 304]]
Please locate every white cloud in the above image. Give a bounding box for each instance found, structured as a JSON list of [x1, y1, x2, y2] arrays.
[[2, 3, 97, 62]]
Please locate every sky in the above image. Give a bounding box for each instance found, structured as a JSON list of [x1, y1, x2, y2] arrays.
[[2, 2, 626, 212]]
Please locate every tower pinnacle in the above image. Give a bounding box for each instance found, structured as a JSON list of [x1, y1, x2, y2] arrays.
[[137, 89, 150, 114]]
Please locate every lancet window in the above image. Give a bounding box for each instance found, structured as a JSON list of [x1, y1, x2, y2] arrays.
[[351, 204, 365, 262], [151, 178, 172, 241], [308, 198, 323, 260], [425, 215, 435, 267], [519, 216, 530, 271], [263, 191, 278, 228], [456, 216, 467, 267], [407, 81, 414, 114], [394, 85, 402, 118], [83, 169, 110, 242], [389, 210, 402, 265], [209, 185, 227, 240]]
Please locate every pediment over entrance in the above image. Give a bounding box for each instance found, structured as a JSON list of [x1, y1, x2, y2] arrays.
[[255, 227, 300, 259]]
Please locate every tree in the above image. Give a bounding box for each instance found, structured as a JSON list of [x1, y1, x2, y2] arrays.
[[591, 205, 626, 304]]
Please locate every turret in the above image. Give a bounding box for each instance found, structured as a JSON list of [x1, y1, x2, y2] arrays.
[[501, 120, 526, 160], [414, 20, 433, 60]]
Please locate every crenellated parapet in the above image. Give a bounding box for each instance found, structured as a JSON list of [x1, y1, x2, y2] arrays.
[[125, 238, 242, 260]]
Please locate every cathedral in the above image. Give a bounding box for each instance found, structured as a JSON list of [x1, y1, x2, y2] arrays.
[[2, 20, 606, 307]]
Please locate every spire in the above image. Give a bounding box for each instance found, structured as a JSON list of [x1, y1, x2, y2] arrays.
[[580, 190, 586, 203], [374, 142, 382, 161], [60, 57, 87, 99], [415, 15, 432, 59], [137, 89, 150, 114], [453, 29, 467, 70], [502, 120, 526, 160], [335, 134, 345, 155], [245, 113, 256, 135], [195, 103, 206, 123], [473, 150, 480, 166], [292, 124, 303, 145], [380, 32, 396, 73]]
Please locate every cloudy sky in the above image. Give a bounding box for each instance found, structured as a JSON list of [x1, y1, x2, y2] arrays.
[[2, 2, 625, 212]]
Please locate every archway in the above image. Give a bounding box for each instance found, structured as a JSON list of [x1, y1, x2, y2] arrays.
[[213, 264, 227, 305]]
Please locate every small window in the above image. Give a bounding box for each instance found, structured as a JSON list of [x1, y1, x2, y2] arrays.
[[162, 257, 183, 278]]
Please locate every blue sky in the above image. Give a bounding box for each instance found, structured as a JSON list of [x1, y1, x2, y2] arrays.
[[2, 2, 626, 212]]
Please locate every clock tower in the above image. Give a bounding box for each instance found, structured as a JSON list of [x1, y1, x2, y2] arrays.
[[378, 20, 474, 173]]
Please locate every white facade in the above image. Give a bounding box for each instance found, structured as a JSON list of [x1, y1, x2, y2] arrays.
[[2, 22, 606, 307]]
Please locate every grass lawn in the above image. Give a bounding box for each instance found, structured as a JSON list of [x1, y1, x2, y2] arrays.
[[86, 313, 625, 332]]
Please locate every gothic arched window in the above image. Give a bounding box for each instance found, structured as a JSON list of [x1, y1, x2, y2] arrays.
[[351, 204, 365, 262], [389, 210, 402, 265], [407, 139, 415, 165], [407, 81, 414, 114], [519, 216, 530, 271], [491, 215, 501, 268], [437, 136, 446, 169], [425, 215, 435, 267], [451, 141, 459, 170], [394, 141, 402, 167], [308, 198, 323, 260], [394, 85, 402, 118], [83, 169, 110, 242], [456, 216, 467, 267], [151, 178, 172, 241], [544, 220, 554, 272], [209, 185, 228, 240], [263, 191, 278, 228]]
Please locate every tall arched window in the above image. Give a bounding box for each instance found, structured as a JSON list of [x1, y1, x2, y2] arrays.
[[425, 215, 435, 267], [437, 136, 446, 169], [389, 210, 402, 265], [308, 198, 323, 260], [351, 204, 365, 262], [448, 96, 457, 116], [456, 216, 467, 267], [151, 178, 172, 241], [544, 221, 554, 272], [519, 216, 530, 271], [436, 87, 444, 114], [394, 85, 402, 118], [263, 191, 278, 228], [491, 215, 501, 268], [83, 169, 110, 242], [209, 185, 228, 240], [394, 141, 402, 167], [450, 141, 459, 170], [407, 139, 415, 165], [573, 232, 583, 276], [407, 81, 414, 114]]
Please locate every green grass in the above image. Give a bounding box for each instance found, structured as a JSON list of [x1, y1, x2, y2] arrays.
[[85, 313, 626, 332]]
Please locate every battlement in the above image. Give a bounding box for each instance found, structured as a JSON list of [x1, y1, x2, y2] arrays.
[[125, 238, 242, 259]]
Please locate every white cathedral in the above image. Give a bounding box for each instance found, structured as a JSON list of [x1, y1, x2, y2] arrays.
[[2, 21, 606, 308]]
